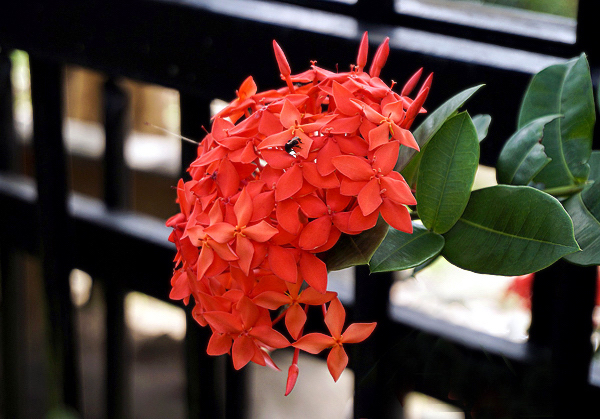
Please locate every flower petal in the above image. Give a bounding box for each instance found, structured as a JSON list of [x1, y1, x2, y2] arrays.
[[293, 333, 334, 354], [380, 176, 416, 205], [196, 245, 215, 279], [203, 311, 243, 334], [260, 148, 296, 170], [316, 139, 342, 176], [332, 81, 362, 116], [169, 269, 191, 300], [232, 335, 256, 370], [332, 155, 373, 181], [258, 110, 284, 136], [372, 141, 399, 174], [302, 162, 340, 189], [298, 288, 337, 306], [235, 235, 255, 275], [341, 322, 377, 344], [327, 345, 348, 382], [204, 222, 236, 243], [299, 252, 328, 294], [210, 241, 238, 262], [236, 296, 261, 329], [207, 332, 233, 356], [348, 206, 379, 232], [253, 291, 291, 310], [268, 245, 298, 283], [296, 194, 328, 218], [392, 123, 419, 150], [250, 325, 290, 348], [299, 217, 331, 250], [259, 130, 292, 150], [285, 304, 308, 340], [243, 220, 279, 242], [234, 187, 253, 227], [276, 199, 302, 235], [380, 199, 413, 233], [280, 99, 302, 129], [368, 122, 391, 150], [275, 164, 303, 201], [358, 178, 382, 216], [216, 157, 241, 197], [324, 298, 346, 338]]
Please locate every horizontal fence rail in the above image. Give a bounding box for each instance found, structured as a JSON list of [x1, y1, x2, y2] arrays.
[[1, 0, 600, 418]]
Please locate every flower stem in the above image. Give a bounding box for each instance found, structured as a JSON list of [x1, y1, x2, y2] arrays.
[[272, 307, 288, 326]]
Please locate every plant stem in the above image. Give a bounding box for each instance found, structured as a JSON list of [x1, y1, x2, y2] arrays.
[[542, 183, 587, 198]]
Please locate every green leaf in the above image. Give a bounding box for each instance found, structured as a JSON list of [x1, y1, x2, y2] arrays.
[[585, 151, 600, 182], [472, 114, 491, 142], [369, 222, 444, 273], [442, 185, 579, 275], [496, 115, 559, 185], [397, 84, 484, 178], [564, 151, 600, 265], [519, 54, 596, 188], [320, 217, 389, 272], [563, 193, 600, 265], [416, 112, 480, 234]]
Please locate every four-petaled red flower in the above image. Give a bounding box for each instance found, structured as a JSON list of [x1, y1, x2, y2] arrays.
[[293, 297, 376, 381]]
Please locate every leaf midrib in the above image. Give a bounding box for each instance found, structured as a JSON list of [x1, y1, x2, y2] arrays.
[[457, 217, 576, 249]]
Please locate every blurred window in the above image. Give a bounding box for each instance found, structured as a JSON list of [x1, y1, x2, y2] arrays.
[[396, 0, 578, 43]]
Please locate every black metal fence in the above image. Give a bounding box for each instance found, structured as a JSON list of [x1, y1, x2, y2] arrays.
[[1, 0, 599, 417]]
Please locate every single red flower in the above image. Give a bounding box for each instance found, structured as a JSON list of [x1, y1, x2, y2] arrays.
[[293, 298, 376, 381], [204, 188, 278, 274], [204, 296, 290, 370], [332, 141, 416, 232], [253, 280, 336, 339]]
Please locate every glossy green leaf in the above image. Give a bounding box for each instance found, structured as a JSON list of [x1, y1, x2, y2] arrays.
[[320, 217, 389, 272], [581, 151, 600, 206], [562, 193, 600, 265], [564, 151, 600, 265], [369, 222, 444, 273], [519, 54, 596, 188], [442, 185, 579, 275], [416, 112, 480, 234], [496, 115, 559, 185], [584, 150, 600, 193], [472, 114, 491, 142], [397, 84, 484, 177]]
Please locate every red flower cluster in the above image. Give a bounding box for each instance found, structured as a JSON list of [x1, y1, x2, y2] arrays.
[[166, 32, 431, 394]]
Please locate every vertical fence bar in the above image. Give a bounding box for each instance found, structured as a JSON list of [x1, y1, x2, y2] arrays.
[[225, 363, 248, 419], [102, 77, 131, 419], [180, 92, 225, 419], [529, 260, 597, 416], [576, 0, 599, 69], [103, 78, 130, 210], [29, 57, 81, 415], [0, 250, 25, 419], [0, 45, 24, 419], [351, 266, 396, 418]]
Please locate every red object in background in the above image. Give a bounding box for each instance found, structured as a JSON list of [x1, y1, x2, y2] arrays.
[[505, 268, 600, 309]]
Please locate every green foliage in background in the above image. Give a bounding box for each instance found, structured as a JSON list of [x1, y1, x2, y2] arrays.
[[451, 0, 578, 18]]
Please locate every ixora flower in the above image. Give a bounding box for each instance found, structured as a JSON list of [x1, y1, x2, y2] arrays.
[[166, 32, 431, 394]]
